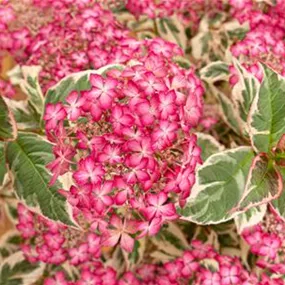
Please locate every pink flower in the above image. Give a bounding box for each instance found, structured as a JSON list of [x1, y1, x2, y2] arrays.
[[220, 265, 240, 285], [69, 243, 89, 265], [43, 232, 65, 250], [88, 74, 118, 109], [137, 72, 166, 95], [258, 234, 281, 259], [91, 181, 114, 214], [137, 217, 162, 238], [73, 157, 105, 185], [87, 233, 101, 257], [201, 270, 221, 285], [65, 91, 86, 121], [158, 91, 177, 119], [44, 103, 67, 130], [181, 251, 199, 277], [164, 260, 184, 281], [44, 271, 69, 285], [103, 215, 137, 252], [142, 192, 178, 221]]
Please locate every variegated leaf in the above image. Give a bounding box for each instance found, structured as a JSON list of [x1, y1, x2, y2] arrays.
[[233, 154, 283, 212], [6, 132, 75, 226], [0, 251, 45, 285], [200, 61, 230, 83], [210, 85, 241, 135], [179, 147, 255, 224], [152, 222, 188, 257], [0, 230, 21, 261], [3, 99, 41, 132], [232, 59, 260, 137], [234, 205, 267, 234], [196, 132, 225, 161], [19, 66, 44, 116], [0, 96, 17, 142], [157, 15, 187, 50], [271, 168, 285, 220], [0, 142, 8, 187], [248, 64, 285, 152]]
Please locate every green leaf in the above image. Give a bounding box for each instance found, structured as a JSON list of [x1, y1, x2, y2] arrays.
[[234, 205, 267, 234], [200, 61, 230, 83], [233, 154, 283, 212], [179, 147, 255, 224], [0, 96, 17, 142], [6, 133, 74, 226], [0, 142, 8, 186], [232, 59, 260, 137], [196, 132, 225, 161], [0, 252, 44, 285], [249, 64, 285, 152]]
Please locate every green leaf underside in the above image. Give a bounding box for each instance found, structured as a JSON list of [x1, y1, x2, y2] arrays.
[[196, 132, 224, 161], [6, 133, 73, 226], [249, 64, 285, 152], [235, 155, 282, 212], [0, 142, 7, 186], [180, 147, 255, 224], [0, 96, 17, 141]]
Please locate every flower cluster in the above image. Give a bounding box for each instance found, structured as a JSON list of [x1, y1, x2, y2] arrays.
[[0, 1, 133, 93], [18, 38, 204, 264], [42, 239, 285, 285], [242, 210, 285, 277], [125, 0, 224, 33], [230, 0, 285, 76]]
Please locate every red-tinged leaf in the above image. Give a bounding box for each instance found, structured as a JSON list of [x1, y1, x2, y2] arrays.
[[274, 134, 285, 167], [232, 153, 283, 213]]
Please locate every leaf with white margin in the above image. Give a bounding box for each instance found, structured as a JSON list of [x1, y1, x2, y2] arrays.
[[210, 85, 241, 135], [0, 142, 8, 187], [0, 251, 45, 285], [157, 15, 187, 50], [232, 154, 283, 213], [200, 61, 230, 84], [0, 230, 21, 261], [234, 205, 267, 234], [0, 96, 17, 142], [6, 132, 76, 226], [179, 147, 255, 224], [232, 59, 260, 137], [196, 132, 225, 161], [152, 222, 188, 257], [248, 64, 285, 153], [271, 168, 285, 220], [3, 97, 41, 132], [19, 66, 44, 115]]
